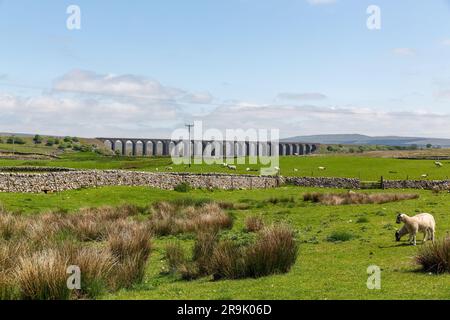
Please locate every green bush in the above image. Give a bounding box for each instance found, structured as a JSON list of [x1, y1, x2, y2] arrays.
[[6, 137, 26, 145], [33, 135, 43, 144]]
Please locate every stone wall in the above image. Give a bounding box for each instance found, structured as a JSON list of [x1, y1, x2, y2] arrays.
[[285, 177, 361, 189], [0, 171, 282, 193], [382, 179, 450, 190], [0, 170, 448, 193]]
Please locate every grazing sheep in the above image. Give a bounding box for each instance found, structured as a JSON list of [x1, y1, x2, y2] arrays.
[[395, 225, 409, 242], [421, 174, 428, 178], [395, 213, 436, 246], [435, 161, 443, 167], [227, 165, 237, 170], [293, 168, 299, 172], [318, 167, 326, 171]]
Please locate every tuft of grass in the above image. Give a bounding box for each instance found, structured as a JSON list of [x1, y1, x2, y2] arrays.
[[327, 231, 355, 242], [164, 242, 187, 273], [415, 236, 450, 274], [14, 249, 71, 300], [356, 217, 369, 224], [244, 216, 265, 233], [149, 202, 233, 236]]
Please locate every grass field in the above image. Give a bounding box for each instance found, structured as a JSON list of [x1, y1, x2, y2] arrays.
[[1, 186, 449, 300], [1, 152, 450, 181]]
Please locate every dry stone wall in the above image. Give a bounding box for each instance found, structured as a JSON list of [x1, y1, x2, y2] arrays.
[[0, 171, 282, 193], [0, 170, 448, 193]]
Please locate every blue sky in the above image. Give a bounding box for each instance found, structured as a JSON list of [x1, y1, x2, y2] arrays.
[[0, 0, 449, 138]]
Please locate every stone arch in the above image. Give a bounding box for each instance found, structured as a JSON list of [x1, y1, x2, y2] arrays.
[[123, 140, 134, 156], [134, 141, 144, 156], [279, 144, 286, 156], [155, 141, 165, 156], [305, 144, 312, 154]]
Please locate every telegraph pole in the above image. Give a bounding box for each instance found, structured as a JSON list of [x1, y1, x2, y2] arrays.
[[185, 123, 194, 168]]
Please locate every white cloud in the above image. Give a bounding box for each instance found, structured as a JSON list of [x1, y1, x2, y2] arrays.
[[198, 102, 450, 139], [307, 0, 337, 5], [53, 69, 186, 100], [1, 70, 450, 139], [392, 48, 416, 56], [277, 92, 328, 101]]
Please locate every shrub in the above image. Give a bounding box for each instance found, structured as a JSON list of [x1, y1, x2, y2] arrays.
[[46, 138, 55, 147], [327, 231, 355, 242], [174, 182, 191, 193], [33, 135, 43, 144], [415, 236, 450, 274], [244, 216, 264, 233], [6, 137, 26, 145]]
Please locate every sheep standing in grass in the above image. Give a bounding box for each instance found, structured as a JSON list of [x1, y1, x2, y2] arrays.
[[435, 161, 443, 168], [395, 213, 436, 246], [227, 165, 237, 170]]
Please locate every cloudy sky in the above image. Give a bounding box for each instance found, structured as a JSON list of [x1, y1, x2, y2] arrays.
[[0, 0, 450, 138]]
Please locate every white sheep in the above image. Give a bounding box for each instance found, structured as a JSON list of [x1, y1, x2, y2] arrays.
[[421, 174, 428, 178], [435, 161, 443, 167], [395, 213, 436, 246], [293, 168, 298, 172], [227, 165, 237, 170], [318, 167, 326, 171]]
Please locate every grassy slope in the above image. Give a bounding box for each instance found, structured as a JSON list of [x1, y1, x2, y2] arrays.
[[1, 186, 449, 300], [0, 153, 450, 181]]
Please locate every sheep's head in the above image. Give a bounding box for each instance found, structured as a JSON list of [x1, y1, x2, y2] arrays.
[[396, 213, 404, 224]]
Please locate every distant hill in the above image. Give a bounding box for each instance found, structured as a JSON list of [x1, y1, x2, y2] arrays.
[[283, 134, 450, 147]]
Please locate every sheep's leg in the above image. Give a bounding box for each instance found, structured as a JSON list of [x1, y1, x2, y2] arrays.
[[423, 231, 428, 243], [412, 233, 417, 246]]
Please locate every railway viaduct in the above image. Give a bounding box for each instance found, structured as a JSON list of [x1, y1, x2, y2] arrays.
[[96, 138, 319, 157]]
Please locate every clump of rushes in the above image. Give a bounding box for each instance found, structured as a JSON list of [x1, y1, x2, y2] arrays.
[[415, 236, 450, 274], [166, 224, 299, 281], [327, 231, 355, 242], [244, 216, 265, 233], [149, 202, 233, 236], [107, 222, 152, 288], [303, 192, 419, 205]]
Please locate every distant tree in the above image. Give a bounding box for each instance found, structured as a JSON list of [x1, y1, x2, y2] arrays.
[[426, 143, 432, 149], [72, 137, 79, 142], [46, 138, 55, 146], [54, 138, 60, 145], [64, 136, 73, 143], [7, 136, 26, 145], [33, 135, 43, 144]]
